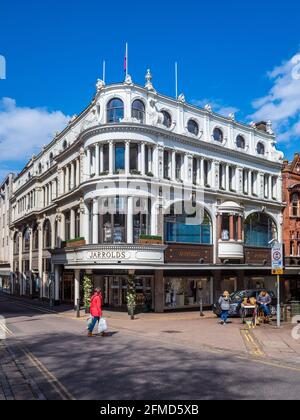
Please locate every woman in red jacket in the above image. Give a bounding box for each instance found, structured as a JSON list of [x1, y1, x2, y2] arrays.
[[88, 288, 102, 337]]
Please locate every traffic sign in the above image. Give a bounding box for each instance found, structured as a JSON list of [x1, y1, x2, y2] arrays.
[[271, 243, 284, 271]]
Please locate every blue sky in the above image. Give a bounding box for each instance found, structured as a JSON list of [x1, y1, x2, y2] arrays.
[[1, 0, 300, 180]]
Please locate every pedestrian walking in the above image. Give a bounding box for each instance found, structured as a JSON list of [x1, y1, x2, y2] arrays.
[[219, 291, 230, 325], [87, 288, 102, 337]]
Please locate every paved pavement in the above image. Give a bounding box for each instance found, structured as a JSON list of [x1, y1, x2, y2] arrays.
[[1, 294, 300, 400]]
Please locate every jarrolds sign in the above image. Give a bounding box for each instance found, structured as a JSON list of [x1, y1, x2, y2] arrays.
[[87, 250, 130, 261]]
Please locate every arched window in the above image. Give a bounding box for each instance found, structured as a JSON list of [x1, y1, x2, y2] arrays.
[[164, 206, 212, 244], [257, 142, 265, 155], [292, 193, 299, 217], [188, 120, 199, 136], [43, 220, 52, 249], [23, 228, 30, 252], [32, 225, 39, 250], [236, 135, 245, 149], [13, 232, 19, 254], [107, 98, 124, 123], [213, 128, 223, 142], [244, 212, 277, 248], [132, 100, 145, 123], [161, 111, 172, 128]]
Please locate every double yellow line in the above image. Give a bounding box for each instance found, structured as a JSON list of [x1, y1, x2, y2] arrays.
[[0, 321, 75, 400], [241, 329, 265, 357]]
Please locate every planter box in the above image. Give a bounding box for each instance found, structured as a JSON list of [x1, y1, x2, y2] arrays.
[[139, 238, 162, 245], [65, 239, 86, 248]]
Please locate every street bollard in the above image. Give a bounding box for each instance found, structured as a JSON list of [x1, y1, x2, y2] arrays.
[[76, 299, 80, 318], [199, 297, 204, 317]]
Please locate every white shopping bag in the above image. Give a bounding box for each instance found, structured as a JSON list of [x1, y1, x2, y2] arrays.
[[98, 317, 108, 334]]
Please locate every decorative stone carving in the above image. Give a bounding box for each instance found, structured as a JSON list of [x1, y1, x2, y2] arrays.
[[229, 113, 235, 121], [178, 93, 186, 103], [145, 69, 155, 91], [205, 104, 212, 113], [267, 120, 274, 135], [124, 74, 133, 85], [96, 79, 105, 92]]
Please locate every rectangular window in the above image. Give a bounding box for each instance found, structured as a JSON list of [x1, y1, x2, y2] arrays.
[[115, 143, 125, 173], [164, 151, 170, 179], [193, 158, 198, 185], [103, 144, 109, 172], [175, 154, 182, 181], [130, 143, 138, 172]]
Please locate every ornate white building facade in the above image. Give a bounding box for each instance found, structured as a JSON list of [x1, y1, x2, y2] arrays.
[[6, 71, 284, 312]]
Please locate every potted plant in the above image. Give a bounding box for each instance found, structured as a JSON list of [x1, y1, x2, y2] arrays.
[[127, 274, 136, 320], [83, 275, 93, 314]]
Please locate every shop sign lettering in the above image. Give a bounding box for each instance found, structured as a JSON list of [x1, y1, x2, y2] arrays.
[[88, 250, 128, 260]]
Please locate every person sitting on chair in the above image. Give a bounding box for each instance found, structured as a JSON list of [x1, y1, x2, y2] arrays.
[[257, 291, 271, 321]]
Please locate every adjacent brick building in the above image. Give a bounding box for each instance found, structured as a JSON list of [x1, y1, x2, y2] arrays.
[[282, 154, 300, 301]]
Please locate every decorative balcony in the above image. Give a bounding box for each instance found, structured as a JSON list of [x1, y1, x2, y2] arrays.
[[218, 241, 244, 260]]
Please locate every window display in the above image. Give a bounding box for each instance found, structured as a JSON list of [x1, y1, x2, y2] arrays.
[[164, 277, 212, 309]]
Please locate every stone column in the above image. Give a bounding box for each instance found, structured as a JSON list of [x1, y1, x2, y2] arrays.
[[76, 159, 80, 186], [109, 141, 114, 175], [95, 143, 100, 176], [54, 265, 60, 303], [200, 158, 205, 187], [38, 222, 43, 299], [70, 162, 75, 190], [140, 142, 146, 175], [92, 199, 99, 244], [248, 170, 252, 196], [82, 202, 90, 245], [226, 165, 230, 191], [171, 150, 176, 180], [29, 227, 33, 272], [127, 196, 134, 244], [148, 146, 153, 174], [153, 146, 159, 178], [86, 148, 91, 178], [268, 175, 272, 200], [60, 212, 66, 242], [74, 269, 81, 311], [154, 270, 165, 313], [65, 165, 70, 193], [229, 214, 235, 241], [70, 209, 76, 240], [151, 199, 157, 236], [125, 141, 130, 175], [100, 145, 104, 174], [18, 233, 23, 295]]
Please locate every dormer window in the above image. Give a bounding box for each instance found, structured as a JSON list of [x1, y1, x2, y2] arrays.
[[257, 142, 265, 155], [132, 100, 145, 123], [161, 111, 172, 128], [213, 128, 223, 142], [236, 135, 245, 149], [188, 120, 199, 136]]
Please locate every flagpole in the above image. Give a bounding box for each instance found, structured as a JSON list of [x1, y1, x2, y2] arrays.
[[126, 43, 128, 77], [175, 62, 178, 99], [103, 60, 106, 84]]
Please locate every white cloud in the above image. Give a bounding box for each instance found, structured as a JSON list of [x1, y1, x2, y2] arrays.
[[251, 51, 300, 143], [0, 98, 69, 163]]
